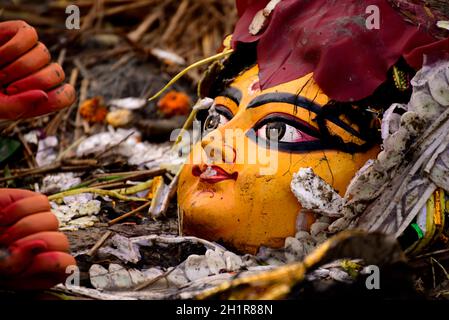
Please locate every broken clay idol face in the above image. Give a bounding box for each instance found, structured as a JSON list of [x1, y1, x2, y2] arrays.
[[178, 65, 380, 254]]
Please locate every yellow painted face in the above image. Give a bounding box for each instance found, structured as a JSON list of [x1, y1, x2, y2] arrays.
[[178, 66, 380, 254]]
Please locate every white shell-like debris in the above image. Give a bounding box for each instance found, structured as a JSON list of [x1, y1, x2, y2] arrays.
[[185, 255, 211, 282], [428, 67, 449, 106], [310, 222, 330, 237], [148, 182, 170, 219], [409, 91, 443, 121], [341, 60, 449, 235], [223, 251, 244, 271], [205, 250, 226, 275], [89, 264, 173, 291], [248, 0, 281, 35], [437, 20, 449, 31], [184, 249, 247, 282], [166, 268, 190, 288], [150, 48, 186, 66], [381, 103, 406, 140], [344, 160, 387, 202], [51, 198, 101, 231], [89, 264, 110, 290], [23, 130, 39, 145], [99, 234, 142, 264], [76, 128, 141, 158], [290, 168, 343, 217], [284, 236, 316, 263], [249, 10, 268, 35], [36, 136, 58, 167], [328, 268, 354, 283], [306, 260, 361, 283], [109, 97, 146, 110], [108, 264, 135, 290], [76, 128, 182, 173], [41, 172, 81, 194]]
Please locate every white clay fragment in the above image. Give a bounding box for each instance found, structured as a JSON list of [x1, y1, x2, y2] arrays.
[[290, 168, 343, 217]]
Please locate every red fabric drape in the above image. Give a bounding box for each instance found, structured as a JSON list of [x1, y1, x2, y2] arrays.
[[233, 0, 449, 102]]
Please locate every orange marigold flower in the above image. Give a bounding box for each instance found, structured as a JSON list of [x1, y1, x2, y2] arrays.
[[157, 91, 191, 116], [79, 97, 108, 123]]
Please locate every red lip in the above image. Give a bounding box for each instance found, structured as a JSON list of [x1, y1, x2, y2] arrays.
[[192, 165, 238, 184]]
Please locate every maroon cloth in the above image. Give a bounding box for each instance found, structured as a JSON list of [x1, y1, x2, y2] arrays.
[[232, 0, 449, 102]]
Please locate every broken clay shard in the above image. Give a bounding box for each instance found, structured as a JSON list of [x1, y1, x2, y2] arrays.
[[310, 222, 330, 238], [249, 0, 281, 35], [185, 254, 211, 282], [400, 111, 426, 135], [290, 168, 343, 217], [249, 10, 268, 36], [408, 92, 442, 123], [344, 159, 385, 201], [381, 103, 407, 140], [437, 21, 449, 31], [106, 109, 133, 128], [428, 67, 449, 107]]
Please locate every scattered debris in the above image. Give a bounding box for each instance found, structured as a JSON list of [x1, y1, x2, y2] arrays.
[[36, 136, 58, 167], [290, 168, 344, 218], [109, 98, 147, 110], [437, 20, 449, 30], [157, 91, 192, 117], [79, 97, 108, 124], [87, 230, 114, 257], [249, 0, 281, 35], [150, 48, 186, 66], [41, 172, 82, 194], [106, 109, 133, 128], [51, 197, 102, 231]]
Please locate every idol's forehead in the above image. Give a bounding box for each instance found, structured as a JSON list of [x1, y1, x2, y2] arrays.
[[216, 65, 330, 112]]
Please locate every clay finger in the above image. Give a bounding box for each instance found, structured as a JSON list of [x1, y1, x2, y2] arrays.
[[0, 90, 48, 120], [0, 189, 37, 207], [0, 239, 47, 276], [26, 83, 76, 117], [0, 212, 59, 245], [21, 251, 76, 279], [0, 42, 51, 86], [0, 20, 38, 67], [14, 232, 70, 253], [0, 194, 50, 226], [6, 63, 66, 94]]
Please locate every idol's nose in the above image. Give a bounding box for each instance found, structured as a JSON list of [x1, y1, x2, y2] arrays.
[[201, 133, 236, 164]]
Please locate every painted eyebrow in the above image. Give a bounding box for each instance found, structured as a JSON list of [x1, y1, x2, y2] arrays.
[[246, 92, 362, 139], [247, 93, 322, 113], [217, 87, 242, 106]]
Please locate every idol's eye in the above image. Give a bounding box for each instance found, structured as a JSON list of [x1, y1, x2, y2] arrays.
[[203, 105, 232, 132], [204, 113, 228, 131], [255, 114, 320, 143], [258, 122, 296, 142]]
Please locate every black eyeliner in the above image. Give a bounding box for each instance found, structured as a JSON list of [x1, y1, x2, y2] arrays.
[[253, 113, 321, 139], [214, 105, 234, 120], [247, 92, 363, 139], [247, 112, 327, 153]]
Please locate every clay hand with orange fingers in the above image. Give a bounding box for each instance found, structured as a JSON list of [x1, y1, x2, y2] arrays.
[[0, 20, 76, 291], [0, 20, 75, 119], [0, 189, 76, 290]]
